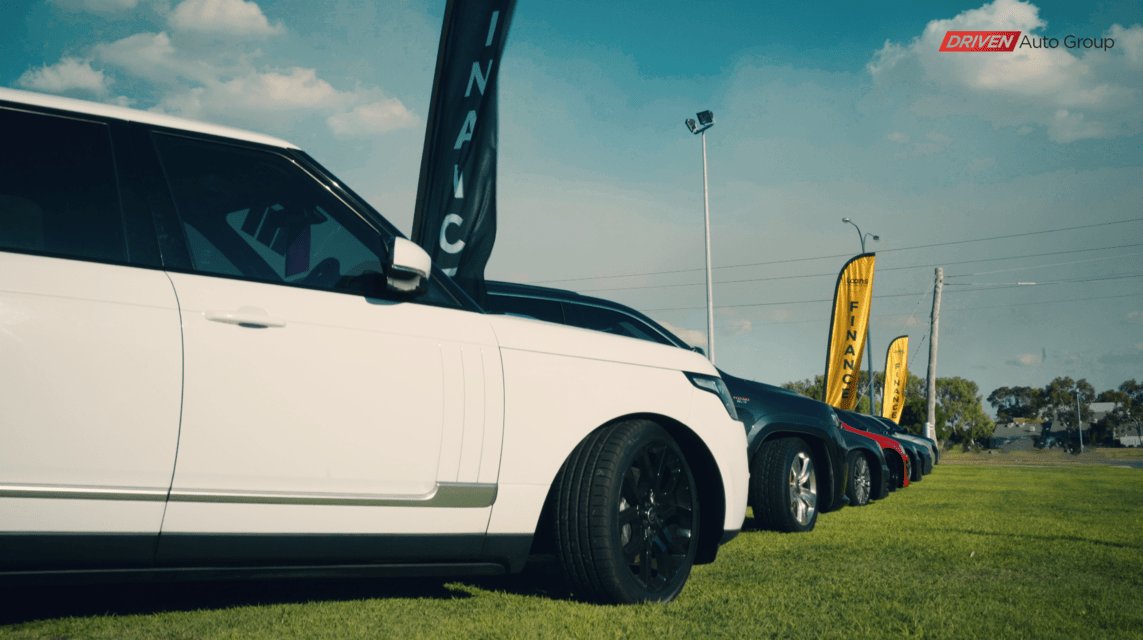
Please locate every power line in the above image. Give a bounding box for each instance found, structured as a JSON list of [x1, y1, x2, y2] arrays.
[[574, 241, 1143, 293], [945, 252, 1143, 278], [640, 272, 1143, 312], [534, 217, 1143, 285], [651, 292, 1143, 329]]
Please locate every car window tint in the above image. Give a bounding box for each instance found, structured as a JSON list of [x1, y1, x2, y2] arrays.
[[485, 294, 564, 323], [0, 108, 126, 262], [152, 134, 390, 295], [563, 303, 674, 346]]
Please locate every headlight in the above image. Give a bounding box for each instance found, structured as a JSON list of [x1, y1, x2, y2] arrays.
[[684, 372, 739, 422]]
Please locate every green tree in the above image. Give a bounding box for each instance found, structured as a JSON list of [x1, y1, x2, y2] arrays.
[[899, 396, 946, 437], [782, 375, 823, 401], [986, 385, 1043, 422], [1039, 377, 1095, 435], [1097, 380, 1143, 444], [936, 377, 996, 445]]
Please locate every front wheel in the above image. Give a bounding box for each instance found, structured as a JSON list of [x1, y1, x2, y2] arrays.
[[750, 438, 818, 533], [845, 452, 872, 507], [553, 420, 700, 604]]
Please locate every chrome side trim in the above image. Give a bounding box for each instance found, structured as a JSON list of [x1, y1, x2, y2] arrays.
[[0, 484, 166, 502], [167, 482, 497, 508], [0, 482, 498, 508]]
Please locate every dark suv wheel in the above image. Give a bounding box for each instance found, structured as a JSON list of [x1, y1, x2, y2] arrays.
[[553, 420, 700, 604], [750, 438, 818, 533], [846, 451, 872, 506]]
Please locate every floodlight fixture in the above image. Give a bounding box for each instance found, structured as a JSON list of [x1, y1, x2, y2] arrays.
[[685, 110, 715, 135]]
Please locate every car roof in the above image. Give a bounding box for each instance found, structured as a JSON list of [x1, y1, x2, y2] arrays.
[[485, 280, 691, 347], [0, 88, 298, 150]]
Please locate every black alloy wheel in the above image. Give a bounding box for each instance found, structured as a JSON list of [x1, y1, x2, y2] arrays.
[[846, 452, 872, 507], [553, 420, 699, 604], [750, 438, 819, 533]]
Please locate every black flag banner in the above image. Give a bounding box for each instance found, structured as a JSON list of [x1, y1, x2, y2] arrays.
[[411, 0, 516, 306]]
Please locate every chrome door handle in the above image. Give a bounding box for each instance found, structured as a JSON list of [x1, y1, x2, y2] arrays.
[[205, 307, 287, 328]]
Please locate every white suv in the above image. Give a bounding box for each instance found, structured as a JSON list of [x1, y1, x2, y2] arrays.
[[0, 88, 747, 604]]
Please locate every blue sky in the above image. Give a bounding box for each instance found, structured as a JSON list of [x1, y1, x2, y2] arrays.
[[4, 0, 1142, 413]]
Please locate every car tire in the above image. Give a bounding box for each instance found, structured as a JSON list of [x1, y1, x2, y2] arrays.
[[886, 453, 902, 491], [908, 452, 923, 483], [845, 452, 872, 507], [750, 438, 818, 533], [553, 419, 699, 604]]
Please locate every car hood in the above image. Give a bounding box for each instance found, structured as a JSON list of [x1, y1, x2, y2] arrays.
[[719, 372, 834, 430], [485, 313, 720, 376]]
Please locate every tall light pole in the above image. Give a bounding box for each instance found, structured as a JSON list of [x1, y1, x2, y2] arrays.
[[1076, 384, 1084, 454], [842, 217, 879, 415], [686, 111, 716, 364]]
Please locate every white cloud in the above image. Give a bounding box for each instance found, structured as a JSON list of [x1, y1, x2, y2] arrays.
[[95, 32, 215, 85], [48, 0, 140, 13], [1098, 344, 1143, 366], [16, 57, 108, 94], [91, 30, 412, 135], [724, 318, 753, 336], [968, 157, 996, 172], [1006, 353, 1041, 366], [327, 99, 418, 137], [1126, 311, 1143, 325], [169, 0, 283, 38], [887, 131, 910, 144], [868, 0, 1143, 142], [657, 320, 707, 351], [1110, 24, 1143, 68]]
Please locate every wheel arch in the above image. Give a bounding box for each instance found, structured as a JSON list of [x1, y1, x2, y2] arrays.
[[750, 425, 839, 514], [529, 412, 727, 566]]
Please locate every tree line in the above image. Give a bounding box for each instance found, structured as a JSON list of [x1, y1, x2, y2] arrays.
[[987, 378, 1142, 446], [781, 374, 1143, 448]]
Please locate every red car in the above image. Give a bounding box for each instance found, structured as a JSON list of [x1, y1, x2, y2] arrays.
[[842, 423, 910, 490]]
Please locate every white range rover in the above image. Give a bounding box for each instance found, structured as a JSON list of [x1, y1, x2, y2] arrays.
[[0, 88, 747, 604]]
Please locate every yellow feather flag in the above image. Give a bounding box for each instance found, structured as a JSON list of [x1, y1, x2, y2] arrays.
[[881, 335, 909, 422], [822, 253, 876, 410]]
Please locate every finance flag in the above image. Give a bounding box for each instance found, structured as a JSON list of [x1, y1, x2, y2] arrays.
[[822, 253, 876, 410], [411, 0, 517, 306], [881, 335, 909, 423]]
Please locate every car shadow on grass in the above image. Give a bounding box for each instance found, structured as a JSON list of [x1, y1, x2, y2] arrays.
[[457, 554, 575, 601], [0, 576, 472, 626]]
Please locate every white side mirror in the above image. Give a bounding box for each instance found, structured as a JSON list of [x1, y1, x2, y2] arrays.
[[387, 237, 432, 295]]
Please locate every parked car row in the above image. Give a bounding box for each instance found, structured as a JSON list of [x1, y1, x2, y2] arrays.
[[484, 282, 940, 525], [0, 88, 932, 605]]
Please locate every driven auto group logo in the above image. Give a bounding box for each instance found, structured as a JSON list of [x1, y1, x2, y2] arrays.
[[939, 30, 1115, 52]]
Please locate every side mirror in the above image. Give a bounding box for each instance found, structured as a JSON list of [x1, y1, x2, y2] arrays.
[[386, 237, 432, 296]]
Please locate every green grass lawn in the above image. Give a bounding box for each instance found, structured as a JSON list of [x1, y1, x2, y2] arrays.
[[3, 465, 1142, 639]]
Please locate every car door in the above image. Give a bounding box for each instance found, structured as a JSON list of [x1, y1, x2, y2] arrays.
[[0, 106, 182, 569], [142, 131, 505, 566]]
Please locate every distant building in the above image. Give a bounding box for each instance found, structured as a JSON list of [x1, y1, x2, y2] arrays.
[[987, 423, 1041, 450]]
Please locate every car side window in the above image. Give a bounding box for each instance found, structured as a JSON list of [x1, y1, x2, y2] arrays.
[[0, 108, 127, 263], [563, 303, 675, 346], [485, 293, 565, 323], [151, 133, 393, 297]]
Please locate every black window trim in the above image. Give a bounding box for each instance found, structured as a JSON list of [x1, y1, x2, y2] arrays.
[[135, 124, 472, 311], [0, 102, 145, 270]]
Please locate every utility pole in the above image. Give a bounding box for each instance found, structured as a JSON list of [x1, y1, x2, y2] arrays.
[[925, 267, 943, 443], [1076, 386, 1084, 454]]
